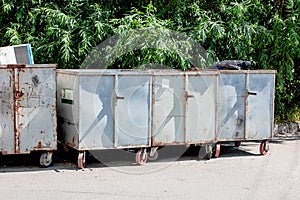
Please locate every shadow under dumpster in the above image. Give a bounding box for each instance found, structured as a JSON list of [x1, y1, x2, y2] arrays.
[[270, 135, 300, 144], [0, 142, 268, 173]]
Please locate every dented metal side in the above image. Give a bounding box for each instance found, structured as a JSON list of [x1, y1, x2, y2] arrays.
[[0, 64, 57, 155]]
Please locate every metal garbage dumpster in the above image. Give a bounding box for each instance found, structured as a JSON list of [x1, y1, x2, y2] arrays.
[[217, 70, 276, 155], [0, 64, 57, 167], [57, 68, 276, 168], [57, 69, 153, 168], [57, 69, 219, 168], [151, 70, 219, 159]]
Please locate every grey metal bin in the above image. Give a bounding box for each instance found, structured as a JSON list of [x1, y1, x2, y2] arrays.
[[151, 70, 219, 160], [57, 69, 220, 168], [57, 69, 153, 168], [57, 69, 276, 168], [0, 64, 57, 167], [217, 70, 276, 155]]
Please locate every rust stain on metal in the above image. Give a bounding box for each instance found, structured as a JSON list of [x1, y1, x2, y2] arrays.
[[68, 142, 76, 148], [184, 91, 189, 102], [1, 150, 8, 155], [15, 90, 24, 99], [67, 137, 76, 148], [14, 68, 24, 154], [6, 64, 26, 68], [235, 131, 239, 137], [36, 141, 42, 149], [152, 138, 188, 146], [12, 69, 18, 153]]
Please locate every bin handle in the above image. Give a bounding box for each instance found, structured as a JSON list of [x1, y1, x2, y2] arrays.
[[185, 92, 194, 100], [248, 91, 257, 96], [116, 96, 125, 100]]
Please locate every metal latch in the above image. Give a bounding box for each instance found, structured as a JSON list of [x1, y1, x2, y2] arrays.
[[236, 118, 243, 126], [116, 96, 125, 100], [185, 92, 194, 99], [248, 92, 257, 95]]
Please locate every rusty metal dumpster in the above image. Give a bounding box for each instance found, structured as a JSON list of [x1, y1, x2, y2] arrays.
[[0, 64, 57, 167], [217, 70, 276, 155]]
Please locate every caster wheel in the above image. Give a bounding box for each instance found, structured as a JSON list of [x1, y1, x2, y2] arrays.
[[259, 141, 269, 155], [148, 151, 158, 161], [40, 152, 53, 168], [136, 149, 147, 165], [78, 152, 86, 169], [235, 141, 242, 147], [213, 144, 221, 158], [205, 151, 212, 160], [198, 145, 212, 160]]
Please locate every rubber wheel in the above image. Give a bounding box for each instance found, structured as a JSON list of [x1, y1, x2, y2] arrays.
[[78, 152, 86, 169], [148, 151, 159, 161], [235, 141, 242, 147], [136, 149, 147, 165], [40, 152, 53, 168], [259, 141, 269, 155], [205, 151, 212, 160], [213, 144, 221, 158]]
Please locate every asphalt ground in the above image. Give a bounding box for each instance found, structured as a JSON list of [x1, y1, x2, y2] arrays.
[[0, 135, 299, 200]]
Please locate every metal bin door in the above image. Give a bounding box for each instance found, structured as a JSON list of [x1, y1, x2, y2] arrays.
[[0, 68, 15, 154], [152, 76, 185, 145], [115, 75, 151, 147], [245, 73, 275, 139], [186, 75, 216, 143], [218, 73, 246, 140], [17, 68, 56, 153], [79, 75, 115, 149]]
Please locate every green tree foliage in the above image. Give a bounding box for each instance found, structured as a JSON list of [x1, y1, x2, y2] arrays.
[[0, 0, 299, 121]]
